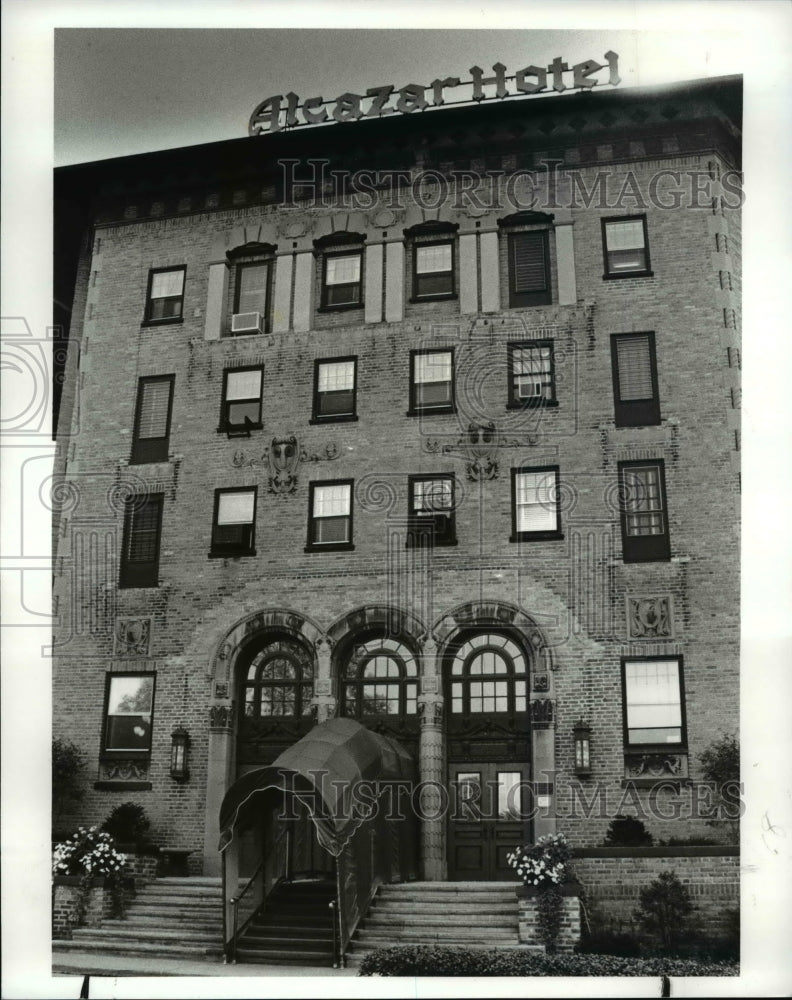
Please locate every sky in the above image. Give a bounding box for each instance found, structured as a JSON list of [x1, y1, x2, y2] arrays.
[[2, 2, 792, 998], [53, 25, 749, 165]]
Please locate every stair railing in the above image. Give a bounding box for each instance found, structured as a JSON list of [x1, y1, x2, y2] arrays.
[[329, 898, 339, 969], [226, 855, 268, 964]]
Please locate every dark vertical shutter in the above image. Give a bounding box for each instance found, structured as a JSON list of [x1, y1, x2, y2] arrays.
[[120, 495, 163, 587], [616, 335, 653, 400], [512, 233, 547, 293], [132, 377, 173, 463], [138, 380, 171, 438]]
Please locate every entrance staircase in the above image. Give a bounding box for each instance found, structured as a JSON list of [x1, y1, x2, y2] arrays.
[[345, 881, 520, 967], [53, 877, 224, 962], [234, 877, 337, 966]]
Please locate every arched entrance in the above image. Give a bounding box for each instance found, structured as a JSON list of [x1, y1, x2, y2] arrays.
[[443, 626, 533, 880]]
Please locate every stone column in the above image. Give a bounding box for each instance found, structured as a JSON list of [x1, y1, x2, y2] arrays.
[[202, 703, 235, 876], [311, 635, 337, 723], [531, 696, 557, 841], [417, 636, 445, 880]]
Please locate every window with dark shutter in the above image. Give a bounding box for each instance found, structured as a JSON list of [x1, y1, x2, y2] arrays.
[[131, 376, 174, 463], [120, 494, 164, 588], [610, 333, 660, 426], [508, 232, 551, 307], [617, 460, 671, 562]]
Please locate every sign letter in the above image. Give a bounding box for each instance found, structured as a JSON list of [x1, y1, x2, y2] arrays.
[[470, 63, 507, 101], [333, 93, 364, 123], [396, 84, 428, 113], [249, 95, 283, 135], [572, 60, 604, 90], [515, 66, 548, 95]]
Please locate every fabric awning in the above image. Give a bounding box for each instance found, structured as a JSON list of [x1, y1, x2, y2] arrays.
[[218, 717, 414, 857]]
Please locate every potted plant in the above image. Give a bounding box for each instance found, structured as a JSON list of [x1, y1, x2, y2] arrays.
[[507, 833, 578, 952], [101, 802, 157, 855], [52, 826, 130, 927]]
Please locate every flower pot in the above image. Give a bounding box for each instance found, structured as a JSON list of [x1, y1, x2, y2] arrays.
[[516, 880, 581, 899]]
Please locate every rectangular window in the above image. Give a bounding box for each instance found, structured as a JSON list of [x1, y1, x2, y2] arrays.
[[508, 341, 556, 407], [511, 466, 562, 541], [220, 367, 263, 432], [413, 241, 455, 299], [131, 375, 174, 463], [120, 494, 163, 588], [322, 251, 363, 308], [313, 357, 357, 422], [602, 216, 652, 278], [508, 231, 551, 307], [618, 460, 671, 562], [144, 266, 185, 323], [307, 480, 353, 550], [230, 261, 271, 334], [408, 475, 456, 546], [103, 673, 155, 753], [211, 488, 257, 557], [611, 333, 660, 426], [409, 349, 455, 415], [622, 657, 685, 747]]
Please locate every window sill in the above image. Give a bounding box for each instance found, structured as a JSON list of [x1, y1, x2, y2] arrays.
[[620, 778, 689, 790], [128, 455, 172, 466], [304, 543, 355, 553], [317, 303, 364, 314], [220, 331, 267, 341], [506, 399, 559, 410], [94, 781, 153, 791], [100, 751, 152, 762], [208, 550, 257, 559], [621, 553, 672, 564], [141, 317, 184, 328], [118, 581, 160, 590], [409, 293, 458, 304], [602, 271, 654, 281], [613, 418, 662, 428], [216, 424, 263, 433], [309, 414, 359, 425], [510, 531, 565, 543], [406, 538, 458, 549], [405, 407, 456, 418]]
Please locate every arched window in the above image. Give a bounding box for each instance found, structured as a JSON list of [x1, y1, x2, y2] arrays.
[[449, 633, 528, 715], [341, 637, 418, 718], [243, 638, 314, 718]]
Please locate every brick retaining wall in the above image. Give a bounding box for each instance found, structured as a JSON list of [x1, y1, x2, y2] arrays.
[[572, 848, 739, 938]]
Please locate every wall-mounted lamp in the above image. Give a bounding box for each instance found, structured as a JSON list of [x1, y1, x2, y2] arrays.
[[170, 726, 190, 781], [573, 720, 592, 777]]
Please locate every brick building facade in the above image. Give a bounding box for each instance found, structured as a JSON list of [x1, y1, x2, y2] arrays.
[[53, 72, 741, 887]]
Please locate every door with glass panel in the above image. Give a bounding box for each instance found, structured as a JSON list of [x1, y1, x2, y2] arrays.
[[445, 632, 532, 880], [448, 762, 531, 880]]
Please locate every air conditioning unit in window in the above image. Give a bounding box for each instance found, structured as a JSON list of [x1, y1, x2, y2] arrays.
[[519, 381, 544, 400], [231, 312, 263, 335]]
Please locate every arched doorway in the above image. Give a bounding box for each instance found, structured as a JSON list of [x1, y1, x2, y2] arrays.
[[444, 629, 532, 880]]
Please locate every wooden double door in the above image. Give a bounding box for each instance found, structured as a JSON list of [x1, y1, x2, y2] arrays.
[[447, 761, 532, 881]]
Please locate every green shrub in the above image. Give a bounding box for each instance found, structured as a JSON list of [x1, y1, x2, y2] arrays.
[[52, 739, 86, 835], [700, 734, 741, 844], [357, 944, 738, 977], [577, 929, 643, 957], [604, 815, 653, 847], [101, 802, 155, 852], [634, 871, 693, 950]]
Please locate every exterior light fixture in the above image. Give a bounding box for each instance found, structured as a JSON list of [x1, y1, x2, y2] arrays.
[[170, 726, 190, 781], [573, 720, 592, 777]]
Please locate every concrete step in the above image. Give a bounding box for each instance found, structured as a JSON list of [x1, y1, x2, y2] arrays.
[[136, 886, 223, 900], [373, 900, 516, 915], [383, 882, 516, 892], [53, 938, 223, 959], [124, 903, 222, 919], [234, 947, 333, 965], [72, 925, 219, 944], [101, 915, 221, 931], [364, 913, 516, 928]]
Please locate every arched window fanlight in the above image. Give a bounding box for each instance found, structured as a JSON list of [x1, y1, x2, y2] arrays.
[[243, 638, 314, 718], [449, 633, 528, 715], [341, 636, 418, 718]]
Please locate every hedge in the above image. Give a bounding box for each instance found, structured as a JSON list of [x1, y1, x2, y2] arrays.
[[357, 945, 739, 977]]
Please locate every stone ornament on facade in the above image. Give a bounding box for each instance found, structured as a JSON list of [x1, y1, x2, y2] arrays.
[[418, 700, 443, 727], [99, 759, 149, 781], [214, 681, 229, 699], [529, 698, 554, 724], [209, 704, 234, 731], [424, 422, 539, 482], [232, 437, 340, 494], [624, 752, 688, 779], [627, 595, 673, 639], [113, 617, 151, 657], [532, 673, 549, 693]]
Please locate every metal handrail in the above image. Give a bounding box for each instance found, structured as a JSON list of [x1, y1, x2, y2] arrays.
[[329, 899, 339, 969], [226, 855, 268, 964]]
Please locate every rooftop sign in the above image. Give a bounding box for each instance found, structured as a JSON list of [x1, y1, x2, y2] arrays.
[[249, 52, 621, 136]]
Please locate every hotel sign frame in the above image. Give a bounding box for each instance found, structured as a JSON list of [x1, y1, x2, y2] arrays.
[[249, 52, 621, 136]]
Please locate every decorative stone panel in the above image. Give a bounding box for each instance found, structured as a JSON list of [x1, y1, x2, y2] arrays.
[[626, 595, 674, 640], [113, 617, 151, 656]]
